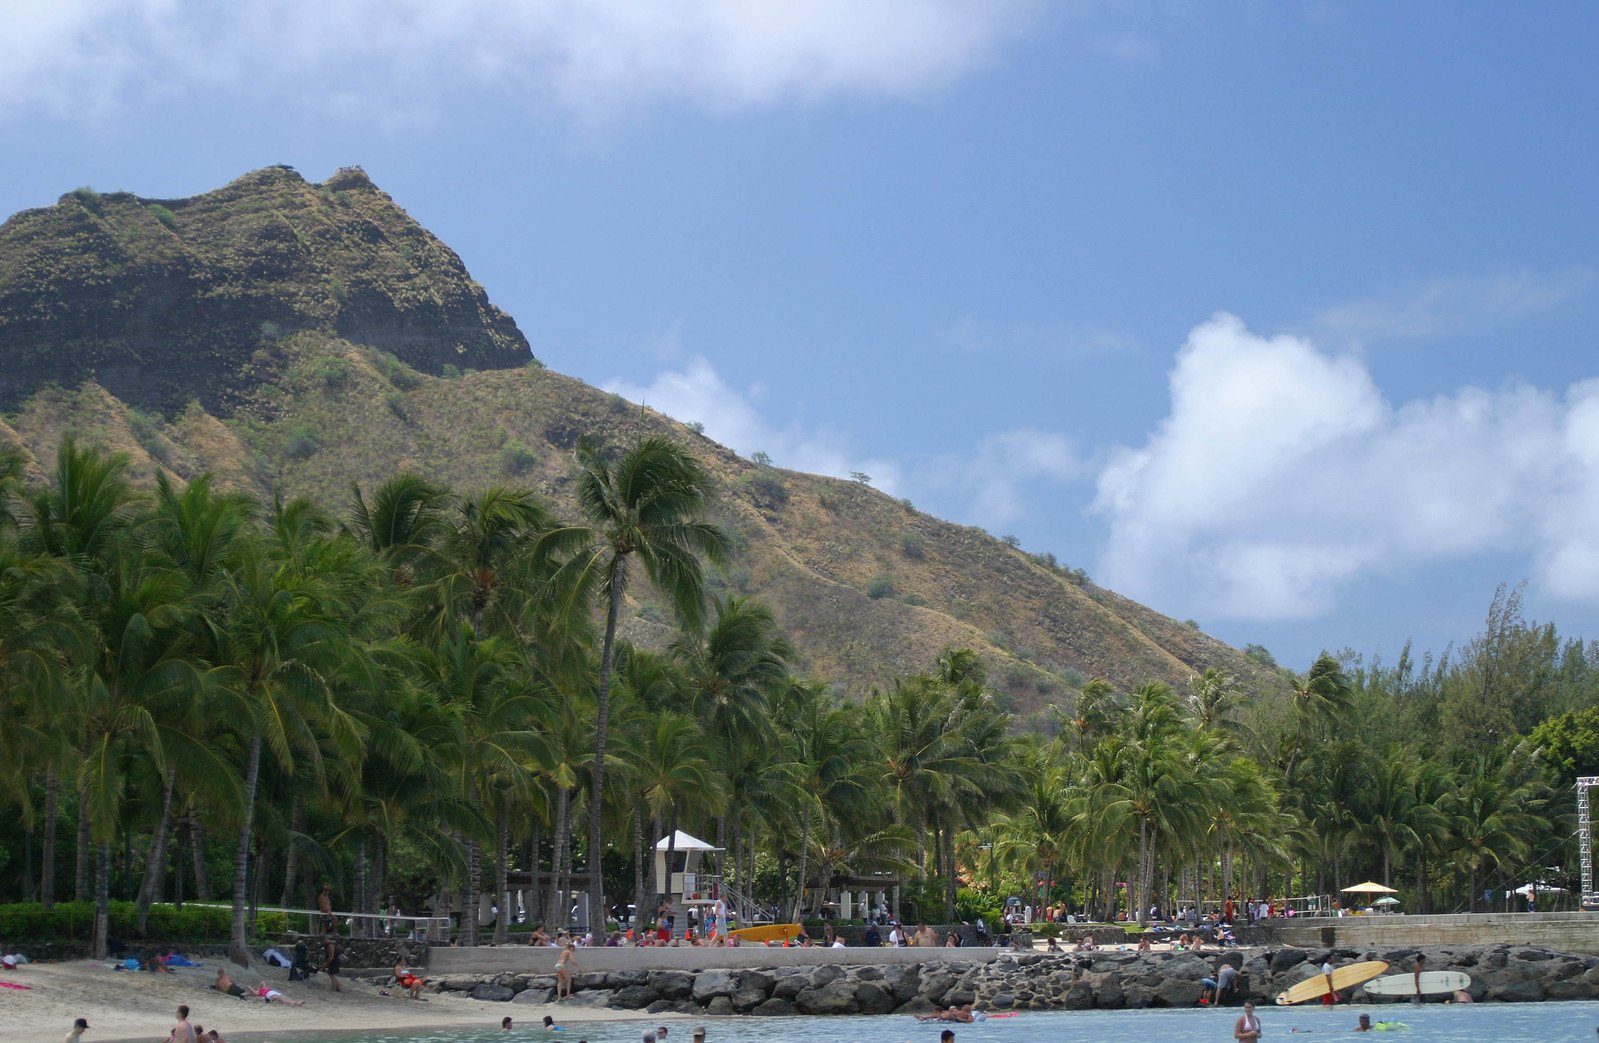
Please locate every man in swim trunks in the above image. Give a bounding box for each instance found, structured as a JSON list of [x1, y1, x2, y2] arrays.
[[322, 932, 343, 992], [64, 1017, 89, 1043], [1412, 953, 1425, 1002], [1320, 956, 1338, 1003], [1356, 1013, 1373, 1031], [1234, 999, 1262, 1041], [170, 1005, 197, 1042], [214, 967, 248, 998], [318, 883, 335, 933]]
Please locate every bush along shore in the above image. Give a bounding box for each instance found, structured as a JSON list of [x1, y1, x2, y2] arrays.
[[416, 944, 1599, 1015]]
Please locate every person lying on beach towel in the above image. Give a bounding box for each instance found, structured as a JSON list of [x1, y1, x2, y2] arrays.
[[165, 953, 203, 968], [256, 983, 306, 1006]]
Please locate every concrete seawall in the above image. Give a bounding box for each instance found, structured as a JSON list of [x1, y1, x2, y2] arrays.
[[426, 944, 1002, 975], [1270, 912, 1599, 955]]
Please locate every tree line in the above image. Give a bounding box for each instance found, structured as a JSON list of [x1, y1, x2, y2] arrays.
[[0, 437, 1594, 963]]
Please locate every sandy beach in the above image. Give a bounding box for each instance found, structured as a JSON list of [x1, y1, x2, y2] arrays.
[[0, 957, 662, 1043]]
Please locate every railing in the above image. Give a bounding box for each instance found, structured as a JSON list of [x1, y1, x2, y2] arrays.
[[186, 902, 450, 939]]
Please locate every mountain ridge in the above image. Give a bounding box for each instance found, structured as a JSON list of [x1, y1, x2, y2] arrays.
[[0, 167, 1289, 717]]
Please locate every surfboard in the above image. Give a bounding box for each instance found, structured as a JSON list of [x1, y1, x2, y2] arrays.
[[726, 923, 804, 944], [1274, 961, 1389, 1005], [1362, 970, 1471, 996]]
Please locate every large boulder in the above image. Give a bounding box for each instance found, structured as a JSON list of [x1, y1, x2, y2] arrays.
[[691, 969, 739, 1003], [1489, 978, 1545, 1002], [511, 987, 553, 1005], [808, 965, 844, 989], [705, 995, 735, 1016], [1152, 978, 1205, 1007], [894, 996, 937, 1016], [649, 971, 695, 1001], [609, 985, 659, 1009], [772, 969, 809, 1000], [1270, 949, 1310, 974], [753, 998, 798, 1016], [883, 964, 922, 1001], [796, 979, 859, 1015], [854, 982, 899, 1014], [1064, 980, 1095, 1010], [470, 983, 515, 1002]]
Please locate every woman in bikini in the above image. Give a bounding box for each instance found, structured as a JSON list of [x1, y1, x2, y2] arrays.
[[1234, 999, 1261, 1041], [555, 942, 579, 1000]]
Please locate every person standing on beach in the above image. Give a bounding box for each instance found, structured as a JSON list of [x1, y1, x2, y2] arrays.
[[1320, 956, 1338, 1003], [1412, 953, 1426, 1002], [169, 1005, 197, 1043], [1234, 1000, 1261, 1041], [318, 883, 335, 933], [322, 932, 344, 992], [555, 942, 579, 1000], [64, 1017, 89, 1043]]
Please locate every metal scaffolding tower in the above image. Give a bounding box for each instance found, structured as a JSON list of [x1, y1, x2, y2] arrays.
[[1579, 776, 1598, 907]]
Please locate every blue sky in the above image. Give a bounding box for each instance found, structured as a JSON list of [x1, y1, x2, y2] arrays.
[[2, 1, 1596, 673]]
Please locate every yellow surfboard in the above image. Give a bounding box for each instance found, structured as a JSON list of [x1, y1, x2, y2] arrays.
[[1274, 961, 1389, 1006], [726, 923, 804, 944]]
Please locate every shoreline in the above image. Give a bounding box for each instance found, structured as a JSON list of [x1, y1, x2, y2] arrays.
[[0, 959, 677, 1043]]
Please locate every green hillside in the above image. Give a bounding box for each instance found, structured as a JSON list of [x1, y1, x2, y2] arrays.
[[0, 168, 1287, 717]]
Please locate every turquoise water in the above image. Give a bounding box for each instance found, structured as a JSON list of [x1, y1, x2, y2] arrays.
[[250, 1001, 1599, 1042]]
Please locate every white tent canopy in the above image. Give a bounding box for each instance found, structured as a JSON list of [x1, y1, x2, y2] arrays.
[[655, 830, 721, 852]]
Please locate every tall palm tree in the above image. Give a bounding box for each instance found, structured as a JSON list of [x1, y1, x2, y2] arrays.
[[537, 436, 728, 939], [1282, 653, 1352, 786], [786, 684, 876, 920]]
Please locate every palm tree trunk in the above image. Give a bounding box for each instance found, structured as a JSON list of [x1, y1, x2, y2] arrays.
[[632, 804, 648, 940], [462, 837, 481, 946], [189, 806, 211, 901], [228, 732, 262, 966], [548, 786, 570, 931], [493, 817, 511, 944], [793, 803, 811, 923], [943, 826, 957, 922], [135, 764, 178, 932], [91, 841, 111, 958], [588, 566, 625, 942], [355, 838, 369, 938], [279, 799, 305, 908], [74, 794, 91, 901], [42, 769, 59, 911]]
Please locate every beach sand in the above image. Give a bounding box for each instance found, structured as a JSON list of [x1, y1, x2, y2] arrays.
[[0, 957, 661, 1043]]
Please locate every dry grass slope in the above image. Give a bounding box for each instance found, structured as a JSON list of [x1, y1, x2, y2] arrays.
[[3, 333, 1286, 719]]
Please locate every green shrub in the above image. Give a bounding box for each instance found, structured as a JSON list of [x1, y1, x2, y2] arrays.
[[441, 363, 462, 380], [955, 887, 1004, 925], [324, 274, 348, 305], [384, 391, 407, 418], [69, 186, 102, 210], [283, 423, 321, 460], [607, 393, 629, 414], [899, 532, 924, 559], [751, 450, 772, 466], [374, 352, 420, 390], [686, 421, 705, 435], [0, 901, 286, 942], [316, 355, 350, 388], [902, 593, 926, 607], [1244, 644, 1277, 668], [147, 203, 178, 231], [498, 440, 537, 475], [867, 575, 894, 600]]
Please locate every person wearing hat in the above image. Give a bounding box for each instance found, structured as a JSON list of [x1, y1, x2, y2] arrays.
[[65, 1017, 90, 1043], [692, 1029, 706, 1042]]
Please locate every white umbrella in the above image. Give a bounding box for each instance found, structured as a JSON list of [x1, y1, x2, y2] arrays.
[[1373, 896, 1401, 905]]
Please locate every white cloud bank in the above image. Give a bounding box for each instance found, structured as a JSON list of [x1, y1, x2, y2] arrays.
[[1094, 312, 1599, 621], [0, 0, 1037, 124], [605, 356, 1085, 529]]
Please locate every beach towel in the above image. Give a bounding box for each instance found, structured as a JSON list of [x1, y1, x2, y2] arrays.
[[263, 947, 291, 967], [165, 954, 202, 967], [0, 981, 31, 990]]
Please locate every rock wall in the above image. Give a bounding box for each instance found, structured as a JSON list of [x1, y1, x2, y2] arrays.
[[415, 943, 1599, 1015]]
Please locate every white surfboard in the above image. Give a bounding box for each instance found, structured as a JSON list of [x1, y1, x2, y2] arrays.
[[1362, 970, 1471, 996]]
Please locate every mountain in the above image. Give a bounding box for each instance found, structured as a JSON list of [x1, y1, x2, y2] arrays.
[[0, 167, 1286, 720]]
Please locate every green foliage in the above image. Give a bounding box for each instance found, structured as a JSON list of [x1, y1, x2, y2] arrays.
[[850, 471, 871, 485], [126, 408, 170, 465], [1184, 619, 1201, 630], [751, 450, 772, 466], [441, 363, 462, 380], [498, 439, 537, 475], [324, 273, 348, 305], [902, 593, 926, 607], [0, 902, 285, 943], [146, 204, 178, 231], [1001, 534, 1021, 549], [315, 355, 350, 388], [607, 393, 629, 414], [384, 390, 407, 418], [69, 186, 102, 210], [374, 351, 421, 389], [899, 531, 924, 559], [1530, 707, 1599, 788], [282, 422, 321, 459], [867, 574, 894, 600], [686, 421, 705, 435], [1244, 643, 1277, 667]]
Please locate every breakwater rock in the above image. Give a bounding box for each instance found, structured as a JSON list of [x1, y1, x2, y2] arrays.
[[428, 944, 1599, 1015]]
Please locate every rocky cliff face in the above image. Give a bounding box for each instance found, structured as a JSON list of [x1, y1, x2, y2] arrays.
[[0, 166, 531, 413]]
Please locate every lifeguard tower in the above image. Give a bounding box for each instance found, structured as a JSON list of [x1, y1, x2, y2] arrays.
[[655, 830, 722, 936]]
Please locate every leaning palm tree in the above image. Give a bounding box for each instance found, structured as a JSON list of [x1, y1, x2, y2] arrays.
[[536, 436, 728, 939]]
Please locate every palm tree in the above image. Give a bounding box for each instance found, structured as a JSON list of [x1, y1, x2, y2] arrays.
[[786, 684, 876, 920], [537, 436, 728, 939], [1282, 653, 1352, 786]]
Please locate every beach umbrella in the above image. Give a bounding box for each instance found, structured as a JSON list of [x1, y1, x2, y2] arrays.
[[1373, 896, 1401, 905], [1341, 882, 1399, 895]]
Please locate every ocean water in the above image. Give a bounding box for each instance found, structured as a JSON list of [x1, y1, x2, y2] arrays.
[[254, 1000, 1599, 1043]]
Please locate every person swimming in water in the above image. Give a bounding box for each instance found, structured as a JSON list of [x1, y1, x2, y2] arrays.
[[1234, 999, 1262, 1041]]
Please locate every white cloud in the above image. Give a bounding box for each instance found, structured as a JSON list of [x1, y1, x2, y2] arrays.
[[0, 0, 1038, 125], [606, 356, 1087, 529], [916, 430, 1086, 532], [1094, 312, 1599, 621], [1313, 268, 1597, 343], [604, 356, 905, 493]]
